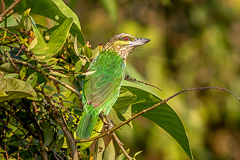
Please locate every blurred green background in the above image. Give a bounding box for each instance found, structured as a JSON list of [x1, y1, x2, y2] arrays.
[[13, 0, 239, 159], [68, 0, 240, 159]]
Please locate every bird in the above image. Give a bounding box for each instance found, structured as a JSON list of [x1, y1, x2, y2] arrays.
[[76, 33, 150, 139]]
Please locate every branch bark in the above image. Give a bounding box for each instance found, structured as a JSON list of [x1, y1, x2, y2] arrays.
[[54, 113, 79, 160], [0, 0, 22, 22], [21, 100, 49, 160]]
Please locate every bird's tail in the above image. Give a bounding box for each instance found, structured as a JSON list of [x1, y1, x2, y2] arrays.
[[76, 109, 99, 139]]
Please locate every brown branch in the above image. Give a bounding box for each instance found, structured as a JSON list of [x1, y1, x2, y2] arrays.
[[54, 113, 78, 160], [95, 114, 132, 159], [112, 132, 132, 160], [2, 125, 8, 159], [1, 0, 5, 14], [20, 100, 49, 160], [42, 91, 79, 160], [0, 0, 22, 22], [77, 101, 166, 143], [165, 86, 240, 102], [101, 115, 132, 160], [77, 86, 240, 143], [0, 106, 38, 138]]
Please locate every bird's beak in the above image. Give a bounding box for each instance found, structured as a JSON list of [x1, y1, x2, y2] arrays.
[[129, 38, 150, 47]]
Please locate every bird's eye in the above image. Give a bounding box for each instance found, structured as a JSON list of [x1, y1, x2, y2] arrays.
[[123, 36, 130, 41]]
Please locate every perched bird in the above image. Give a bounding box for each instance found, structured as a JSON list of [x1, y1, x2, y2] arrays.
[[76, 33, 150, 139]]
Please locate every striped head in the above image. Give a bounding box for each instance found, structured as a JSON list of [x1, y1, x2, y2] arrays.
[[103, 33, 150, 60]]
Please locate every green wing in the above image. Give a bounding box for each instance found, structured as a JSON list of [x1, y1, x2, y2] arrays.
[[77, 51, 126, 139], [83, 50, 126, 114]]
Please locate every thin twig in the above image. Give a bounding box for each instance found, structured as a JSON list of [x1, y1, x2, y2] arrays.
[[77, 86, 240, 143], [0, 105, 38, 138], [54, 114, 79, 160], [0, 0, 22, 22], [99, 114, 132, 160], [21, 100, 49, 160], [0, 118, 37, 159], [1, 115, 40, 154], [125, 75, 162, 91], [42, 92, 79, 160], [112, 132, 132, 160], [0, 27, 21, 42], [16, 43, 24, 56], [0, 46, 19, 71], [12, 58, 82, 97], [165, 86, 240, 102]]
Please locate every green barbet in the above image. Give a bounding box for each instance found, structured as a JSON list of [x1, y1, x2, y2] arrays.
[[77, 33, 150, 139]]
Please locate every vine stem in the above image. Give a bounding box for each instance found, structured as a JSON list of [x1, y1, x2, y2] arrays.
[[77, 86, 240, 143]]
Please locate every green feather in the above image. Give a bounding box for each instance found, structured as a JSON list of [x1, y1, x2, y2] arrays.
[[77, 50, 126, 139]]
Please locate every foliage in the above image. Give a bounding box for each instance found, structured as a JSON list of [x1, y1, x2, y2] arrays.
[[2, 0, 239, 159], [0, 0, 194, 159]]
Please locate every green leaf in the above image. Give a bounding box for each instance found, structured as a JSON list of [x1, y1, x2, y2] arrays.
[[26, 72, 38, 87], [103, 140, 115, 160], [0, 63, 15, 72], [28, 32, 38, 50], [91, 45, 102, 59], [0, 149, 6, 153], [19, 9, 32, 31], [47, 18, 73, 55], [20, 65, 26, 80], [93, 138, 105, 160], [0, 90, 7, 97], [121, 81, 193, 160], [31, 18, 73, 57], [4, 0, 85, 45], [55, 137, 64, 152], [0, 78, 37, 102], [74, 60, 82, 74], [0, 15, 18, 27], [48, 137, 56, 150], [113, 88, 137, 128], [43, 121, 54, 148], [42, 85, 56, 92], [3, 73, 19, 79], [29, 23, 47, 56]]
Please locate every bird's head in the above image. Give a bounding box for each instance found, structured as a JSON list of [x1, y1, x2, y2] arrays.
[[103, 33, 150, 60]]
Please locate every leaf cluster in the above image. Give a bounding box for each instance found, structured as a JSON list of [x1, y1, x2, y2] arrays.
[[0, 0, 193, 159]]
